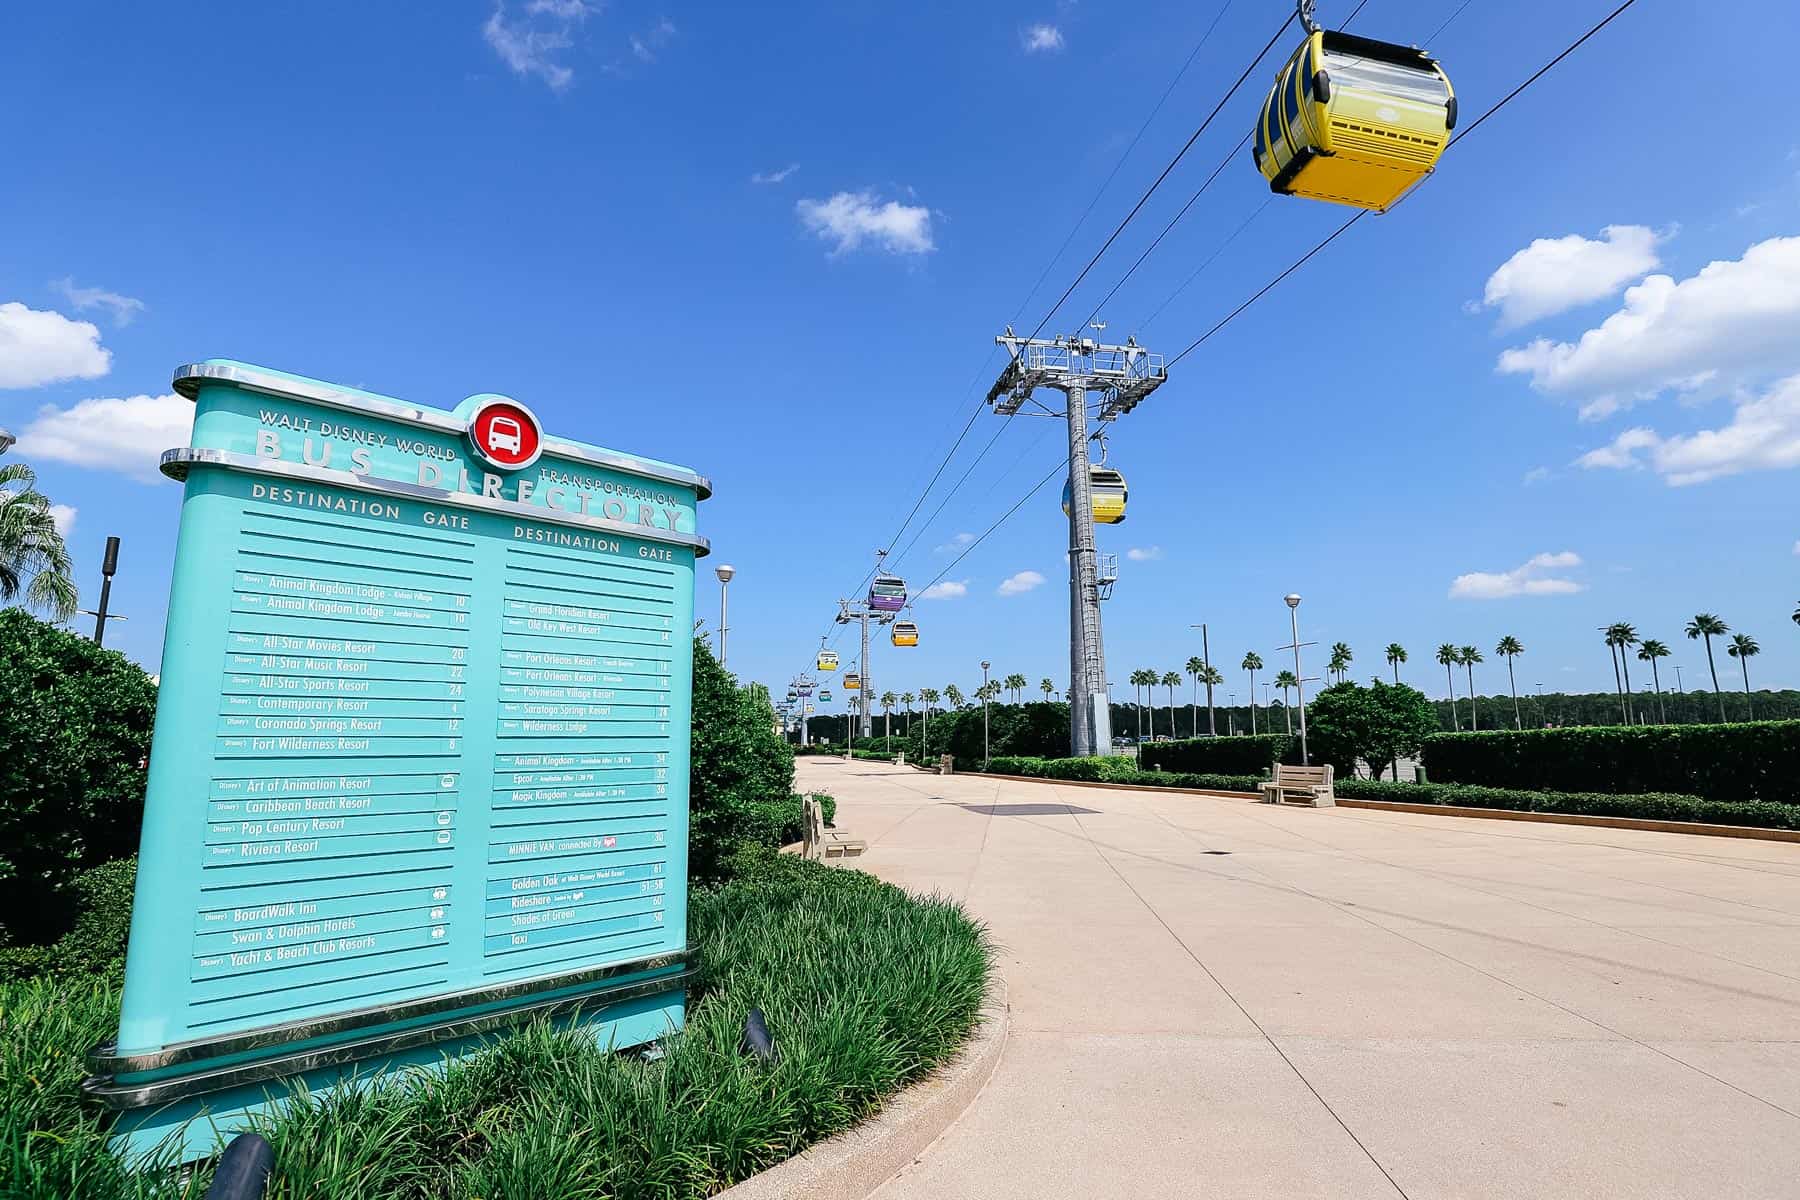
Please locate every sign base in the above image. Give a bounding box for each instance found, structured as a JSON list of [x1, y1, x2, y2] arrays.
[[90, 963, 690, 1162]]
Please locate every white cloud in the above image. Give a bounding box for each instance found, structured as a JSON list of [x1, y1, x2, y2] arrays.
[[1498, 236, 1800, 406], [1522, 466, 1551, 485], [51, 278, 146, 327], [934, 531, 976, 554], [1793, 540, 1800, 556], [15, 393, 192, 483], [0, 302, 110, 389], [1022, 24, 1064, 52], [1448, 551, 1585, 600], [628, 16, 676, 62], [996, 570, 1046, 596], [917, 579, 968, 600], [1574, 373, 1800, 486], [751, 164, 799, 185], [48, 504, 76, 536], [483, 3, 581, 90], [1125, 546, 1162, 561], [1478, 225, 1661, 329], [795, 191, 935, 256]]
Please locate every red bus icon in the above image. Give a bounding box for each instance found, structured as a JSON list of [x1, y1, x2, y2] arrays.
[[487, 416, 523, 455], [466, 398, 543, 470]]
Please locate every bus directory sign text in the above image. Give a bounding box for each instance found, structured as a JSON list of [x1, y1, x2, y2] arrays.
[[84, 361, 709, 1157]]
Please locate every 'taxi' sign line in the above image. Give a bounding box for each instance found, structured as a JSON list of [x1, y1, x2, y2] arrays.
[[82, 361, 709, 1157]]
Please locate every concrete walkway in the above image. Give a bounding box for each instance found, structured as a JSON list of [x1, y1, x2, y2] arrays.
[[796, 757, 1800, 1199]]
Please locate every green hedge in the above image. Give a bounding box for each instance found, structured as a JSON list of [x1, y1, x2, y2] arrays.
[[0, 610, 158, 945], [981, 756, 1264, 793], [689, 637, 797, 882], [1420, 721, 1800, 805], [1139, 735, 1291, 776], [0, 856, 139, 983], [1334, 778, 1800, 830], [2, 854, 992, 1199]]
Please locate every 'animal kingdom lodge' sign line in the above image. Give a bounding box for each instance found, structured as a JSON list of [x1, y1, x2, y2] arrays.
[[82, 360, 708, 1158]]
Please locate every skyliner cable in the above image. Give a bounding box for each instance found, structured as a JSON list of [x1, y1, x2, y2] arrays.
[[1168, 0, 1640, 368], [802, 6, 1304, 657], [810, 0, 1640, 684]]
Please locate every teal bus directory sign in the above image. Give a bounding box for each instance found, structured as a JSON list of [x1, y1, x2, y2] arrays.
[[83, 361, 709, 1156]]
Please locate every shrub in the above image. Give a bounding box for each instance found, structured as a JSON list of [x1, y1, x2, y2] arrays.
[[1140, 734, 1292, 776], [1, 856, 992, 1199], [0, 610, 158, 944], [689, 637, 797, 882], [1333, 779, 1800, 829], [1420, 721, 1800, 804], [1305, 681, 1439, 781]]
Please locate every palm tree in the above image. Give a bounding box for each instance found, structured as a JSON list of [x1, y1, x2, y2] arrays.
[[1385, 642, 1407, 684], [1606, 622, 1639, 724], [1727, 633, 1760, 719], [1184, 656, 1205, 736], [1635, 640, 1670, 723], [1273, 670, 1297, 734], [1161, 670, 1182, 738], [901, 691, 915, 734], [1327, 641, 1352, 684], [920, 687, 939, 750], [944, 683, 964, 710], [1241, 652, 1264, 735], [1458, 645, 1483, 730], [1040, 677, 1055, 701], [1495, 636, 1524, 729], [1196, 664, 1223, 737], [880, 691, 897, 747], [1004, 672, 1027, 703], [1128, 668, 1152, 745], [1436, 643, 1461, 731], [1685, 614, 1730, 723], [0, 463, 79, 620]]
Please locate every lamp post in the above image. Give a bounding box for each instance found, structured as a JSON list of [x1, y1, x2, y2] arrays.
[[980, 660, 991, 767], [80, 536, 126, 647], [1285, 594, 1310, 766], [713, 564, 735, 668]]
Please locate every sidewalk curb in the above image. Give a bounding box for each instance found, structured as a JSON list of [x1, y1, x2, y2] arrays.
[[1335, 798, 1800, 843], [714, 977, 1010, 1200]]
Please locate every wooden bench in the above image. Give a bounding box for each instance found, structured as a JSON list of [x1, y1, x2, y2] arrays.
[[1259, 763, 1335, 808], [802, 795, 867, 862]]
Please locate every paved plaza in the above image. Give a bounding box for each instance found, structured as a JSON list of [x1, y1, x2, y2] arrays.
[[795, 757, 1800, 1199]]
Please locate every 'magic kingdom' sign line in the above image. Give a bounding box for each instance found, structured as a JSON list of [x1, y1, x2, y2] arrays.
[[82, 361, 709, 1157]]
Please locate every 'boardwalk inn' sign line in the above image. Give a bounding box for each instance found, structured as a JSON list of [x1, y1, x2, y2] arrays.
[[82, 361, 708, 1157]]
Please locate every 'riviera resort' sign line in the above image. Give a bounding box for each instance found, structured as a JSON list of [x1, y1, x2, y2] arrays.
[[81, 360, 709, 1158]]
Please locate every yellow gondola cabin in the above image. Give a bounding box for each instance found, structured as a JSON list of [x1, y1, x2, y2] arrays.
[[1253, 28, 1455, 213]]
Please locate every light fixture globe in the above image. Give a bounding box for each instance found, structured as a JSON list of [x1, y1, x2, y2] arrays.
[[1284, 593, 1302, 609], [715, 564, 736, 583]]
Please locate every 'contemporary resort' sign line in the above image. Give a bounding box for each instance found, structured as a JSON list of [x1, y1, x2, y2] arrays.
[[82, 361, 708, 1157]]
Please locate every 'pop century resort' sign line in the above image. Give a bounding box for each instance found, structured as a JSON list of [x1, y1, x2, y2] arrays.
[[83, 361, 709, 1156]]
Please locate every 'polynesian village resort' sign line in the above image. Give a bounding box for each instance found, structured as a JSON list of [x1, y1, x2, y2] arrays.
[[81, 361, 709, 1158]]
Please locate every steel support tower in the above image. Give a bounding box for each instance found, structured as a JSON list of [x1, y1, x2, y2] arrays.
[[835, 598, 892, 740], [987, 328, 1166, 756]]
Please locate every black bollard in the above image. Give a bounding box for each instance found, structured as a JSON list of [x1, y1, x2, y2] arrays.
[[203, 1132, 274, 1200], [740, 1008, 777, 1062]]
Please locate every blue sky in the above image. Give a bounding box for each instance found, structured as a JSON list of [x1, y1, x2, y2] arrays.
[[4, 0, 1797, 712]]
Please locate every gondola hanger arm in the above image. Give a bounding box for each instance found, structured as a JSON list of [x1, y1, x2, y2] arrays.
[[1297, 0, 1319, 35]]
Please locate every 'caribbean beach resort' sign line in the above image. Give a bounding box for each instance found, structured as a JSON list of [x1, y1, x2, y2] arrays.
[[81, 361, 709, 1157]]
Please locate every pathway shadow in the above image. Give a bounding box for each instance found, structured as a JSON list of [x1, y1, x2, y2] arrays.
[[954, 803, 1101, 817]]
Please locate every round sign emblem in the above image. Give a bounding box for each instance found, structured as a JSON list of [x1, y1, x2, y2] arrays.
[[467, 397, 544, 471]]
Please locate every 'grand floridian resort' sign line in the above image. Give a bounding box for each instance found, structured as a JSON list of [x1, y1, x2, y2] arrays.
[[82, 361, 709, 1156]]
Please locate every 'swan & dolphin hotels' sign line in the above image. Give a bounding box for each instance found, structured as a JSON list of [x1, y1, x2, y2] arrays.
[[82, 360, 709, 1156]]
